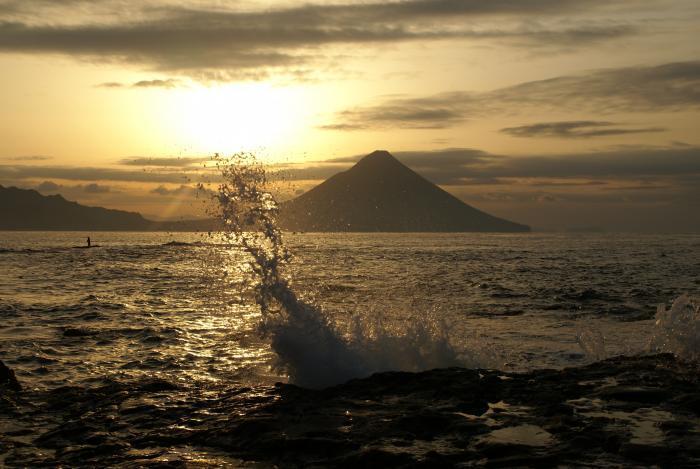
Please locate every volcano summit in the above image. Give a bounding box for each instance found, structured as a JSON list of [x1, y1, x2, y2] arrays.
[[279, 150, 529, 232]]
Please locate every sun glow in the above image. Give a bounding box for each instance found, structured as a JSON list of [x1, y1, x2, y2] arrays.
[[170, 83, 306, 155]]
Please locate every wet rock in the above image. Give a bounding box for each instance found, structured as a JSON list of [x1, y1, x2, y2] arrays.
[[332, 448, 416, 467], [541, 403, 574, 417], [672, 393, 700, 415], [474, 441, 537, 460], [619, 442, 672, 462], [597, 386, 671, 404], [0, 360, 21, 392], [454, 399, 489, 416], [395, 411, 455, 440], [3, 354, 700, 467]]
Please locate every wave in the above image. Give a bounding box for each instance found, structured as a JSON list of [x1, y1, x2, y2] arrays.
[[162, 240, 206, 247], [209, 154, 495, 388], [0, 247, 63, 254], [0, 296, 126, 318], [649, 294, 700, 360], [576, 294, 700, 363]]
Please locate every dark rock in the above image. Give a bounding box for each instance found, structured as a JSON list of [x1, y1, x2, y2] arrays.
[[672, 393, 700, 415], [542, 403, 574, 417], [3, 354, 700, 467], [395, 411, 454, 440], [475, 441, 536, 459], [597, 386, 671, 404], [455, 399, 490, 416], [619, 442, 671, 462], [568, 435, 601, 450], [333, 448, 416, 468], [0, 360, 21, 392]]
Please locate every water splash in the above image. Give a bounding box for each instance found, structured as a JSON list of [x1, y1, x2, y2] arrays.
[[209, 154, 483, 388], [576, 323, 607, 362], [649, 294, 700, 361]]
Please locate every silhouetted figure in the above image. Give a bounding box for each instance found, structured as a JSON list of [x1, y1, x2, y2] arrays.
[[87, 236, 91, 248]]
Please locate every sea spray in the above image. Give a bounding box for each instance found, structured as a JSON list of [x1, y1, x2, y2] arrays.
[[576, 323, 607, 362], [575, 295, 700, 363], [208, 153, 484, 388], [649, 294, 700, 360]]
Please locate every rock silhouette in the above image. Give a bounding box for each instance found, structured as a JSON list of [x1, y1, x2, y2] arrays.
[[279, 150, 530, 232], [2, 355, 699, 467], [0, 360, 21, 392]]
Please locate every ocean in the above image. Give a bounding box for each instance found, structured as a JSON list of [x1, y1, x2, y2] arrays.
[[2, 231, 699, 389], [1, 230, 700, 466]]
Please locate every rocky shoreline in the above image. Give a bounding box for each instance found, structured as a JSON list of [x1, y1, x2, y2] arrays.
[[2, 354, 699, 467]]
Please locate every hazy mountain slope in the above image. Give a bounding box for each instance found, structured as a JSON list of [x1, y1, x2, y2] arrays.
[[0, 185, 152, 230], [279, 150, 530, 232]]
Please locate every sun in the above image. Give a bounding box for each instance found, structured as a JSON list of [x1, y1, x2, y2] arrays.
[[169, 82, 305, 156]]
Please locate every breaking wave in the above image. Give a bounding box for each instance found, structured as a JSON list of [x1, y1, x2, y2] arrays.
[[649, 294, 700, 361], [209, 154, 493, 388], [575, 294, 700, 363]]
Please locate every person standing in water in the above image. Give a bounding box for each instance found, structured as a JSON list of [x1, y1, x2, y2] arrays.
[[87, 236, 91, 248]]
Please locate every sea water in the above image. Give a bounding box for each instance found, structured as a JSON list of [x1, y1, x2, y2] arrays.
[[1, 229, 699, 391]]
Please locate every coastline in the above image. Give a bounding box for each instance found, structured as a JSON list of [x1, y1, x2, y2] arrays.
[[2, 354, 698, 467]]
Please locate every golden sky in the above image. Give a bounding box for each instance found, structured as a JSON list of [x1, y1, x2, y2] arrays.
[[0, 0, 699, 231]]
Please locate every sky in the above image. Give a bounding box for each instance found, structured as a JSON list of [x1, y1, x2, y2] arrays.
[[0, 0, 698, 231]]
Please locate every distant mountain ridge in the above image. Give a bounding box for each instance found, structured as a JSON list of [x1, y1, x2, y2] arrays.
[[0, 185, 214, 231], [0, 185, 152, 230], [0, 151, 530, 232], [278, 150, 529, 232]]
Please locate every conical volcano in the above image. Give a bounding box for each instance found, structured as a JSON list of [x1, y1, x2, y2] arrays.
[[279, 150, 529, 232]]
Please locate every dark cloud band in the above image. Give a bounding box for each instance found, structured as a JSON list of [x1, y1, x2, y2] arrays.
[[0, 164, 194, 183], [323, 61, 700, 129], [276, 145, 700, 185], [500, 121, 666, 138], [0, 0, 638, 79], [119, 156, 210, 167]]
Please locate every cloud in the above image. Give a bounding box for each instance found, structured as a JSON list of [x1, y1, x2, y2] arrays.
[[83, 182, 111, 193], [95, 81, 124, 88], [35, 180, 59, 191], [119, 156, 210, 167], [0, 164, 195, 183], [323, 61, 700, 129], [471, 146, 700, 180], [6, 145, 698, 189], [500, 121, 666, 138], [2, 154, 52, 161], [320, 106, 467, 130], [33, 180, 116, 195], [132, 78, 179, 88], [495, 61, 700, 112], [97, 78, 181, 89], [0, 0, 642, 80], [150, 184, 205, 196], [0, 0, 618, 21], [291, 146, 700, 185]]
